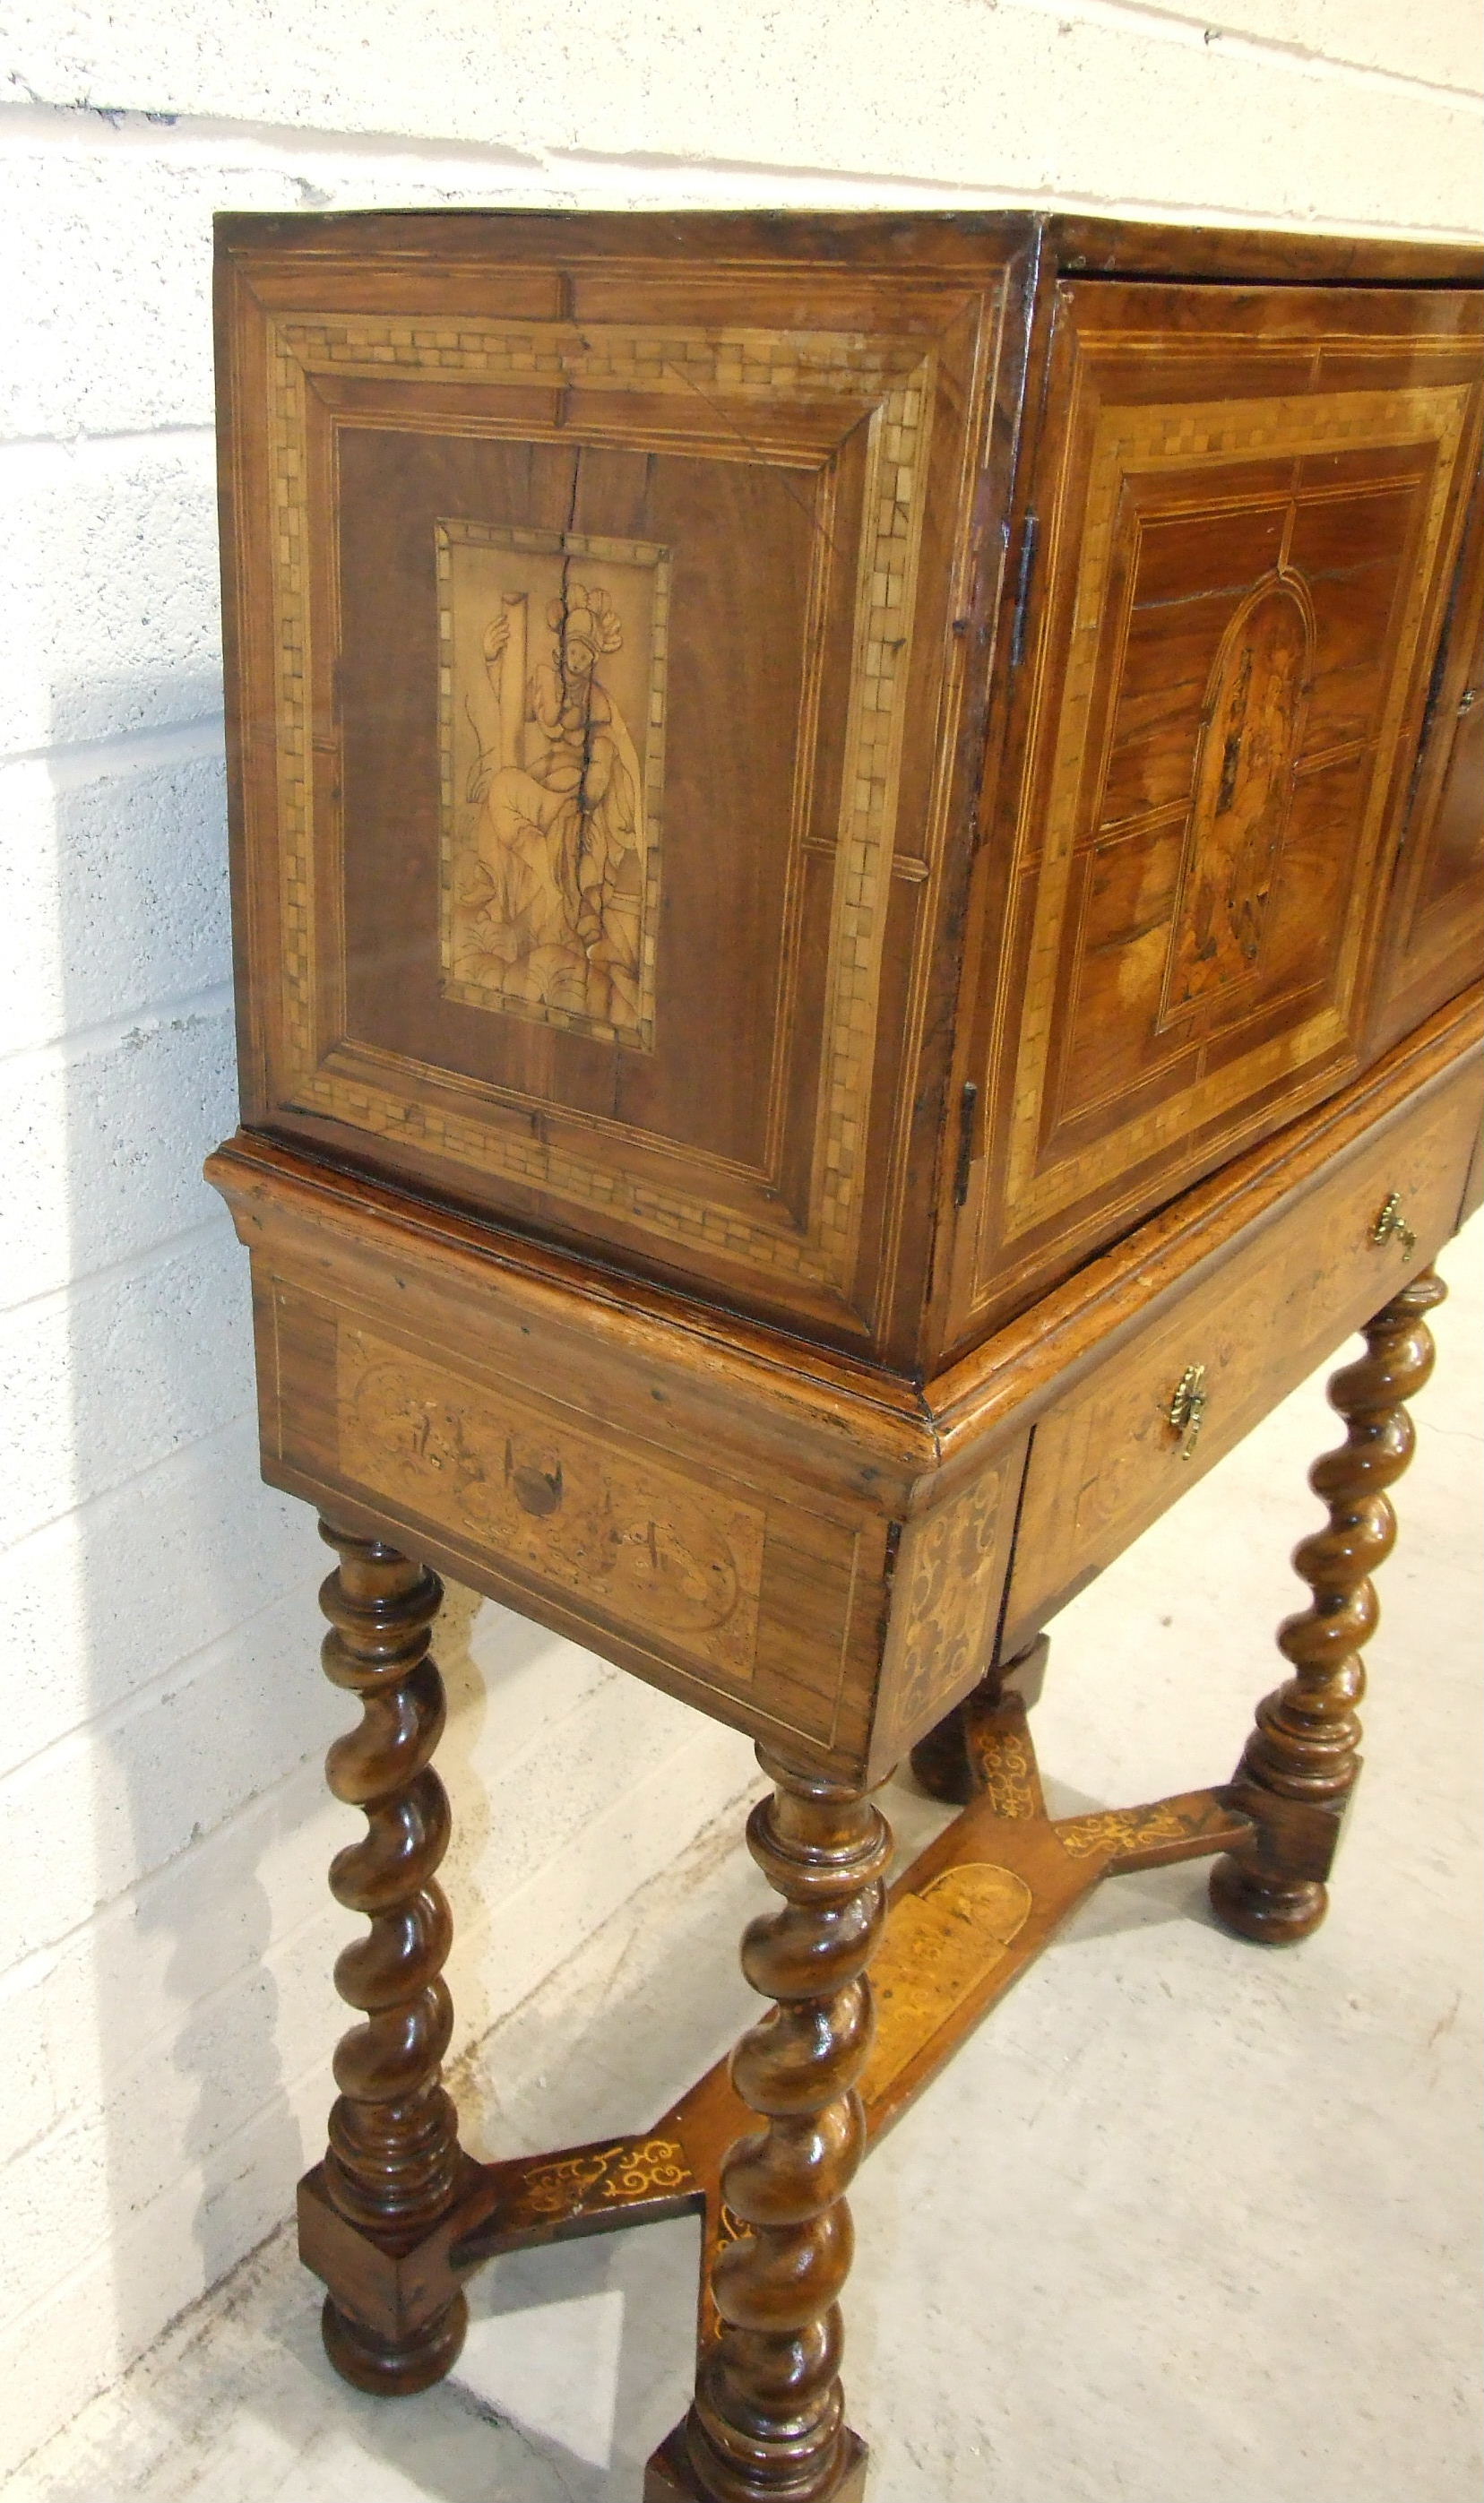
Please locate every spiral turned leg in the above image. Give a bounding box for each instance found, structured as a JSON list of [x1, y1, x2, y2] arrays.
[[315, 1521, 469, 2392], [651, 1751, 891, 2503], [1210, 1268, 1447, 1947]]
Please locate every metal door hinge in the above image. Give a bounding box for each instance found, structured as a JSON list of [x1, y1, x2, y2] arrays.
[[1010, 511, 1039, 669], [953, 1081, 979, 1208]]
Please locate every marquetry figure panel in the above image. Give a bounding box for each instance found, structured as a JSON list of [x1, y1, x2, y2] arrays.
[[959, 280, 1482, 1339], [873, 1454, 1022, 1763], [436, 520, 670, 1047]]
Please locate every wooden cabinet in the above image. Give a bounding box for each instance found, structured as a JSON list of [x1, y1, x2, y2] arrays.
[[216, 213, 1481, 1375], [207, 210, 1483, 2503]]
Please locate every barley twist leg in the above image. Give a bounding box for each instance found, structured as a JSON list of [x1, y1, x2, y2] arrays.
[[1211, 1268, 1446, 1946], [658, 1750, 891, 2502], [315, 1521, 469, 2390]]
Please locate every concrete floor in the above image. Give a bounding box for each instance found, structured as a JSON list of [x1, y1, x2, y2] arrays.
[[13, 1220, 1481, 2503]]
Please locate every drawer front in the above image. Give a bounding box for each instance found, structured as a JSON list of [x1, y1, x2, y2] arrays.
[[1000, 1049, 1484, 1653], [250, 1267, 902, 1779]]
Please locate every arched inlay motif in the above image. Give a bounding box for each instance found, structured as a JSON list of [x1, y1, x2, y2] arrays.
[[1163, 571, 1314, 1018]]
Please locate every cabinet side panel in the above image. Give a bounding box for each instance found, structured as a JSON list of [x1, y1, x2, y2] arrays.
[[213, 215, 1022, 1359]]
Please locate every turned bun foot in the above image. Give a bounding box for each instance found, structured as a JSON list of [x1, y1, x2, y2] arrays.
[[643, 2419, 869, 2502], [908, 1713, 975, 1805], [321, 2290, 469, 2395], [1209, 1856, 1327, 1946], [909, 1641, 1051, 1809]]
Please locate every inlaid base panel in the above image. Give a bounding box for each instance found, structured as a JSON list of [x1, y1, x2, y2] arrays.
[[209, 986, 1484, 1793], [297, 1705, 1257, 2464]]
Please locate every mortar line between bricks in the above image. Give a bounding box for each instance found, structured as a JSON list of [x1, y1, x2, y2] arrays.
[[0, 423, 215, 465], [0, 1210, 229, 1336], [0, 1392, 264, 1564], [0, 980, 235, 1073], [0, 39, 1478, 176], [4, 1408, 267, 1561], [0, 1874, 343, 2129], [0, 94, 548, 168], [0, 2073, 324, 2370], [0, 1760, 331, 2008], [0, 1774, 765, 2372], [1005, 0, 1484, 108], [0, 1749, 332, 1988], [542, 159, 1484, 235], [0, 1649, 762, 2023], [0, 1711, 748, 2059], [0, 1572, 324, 1800], [0, 95, 1074, 193]]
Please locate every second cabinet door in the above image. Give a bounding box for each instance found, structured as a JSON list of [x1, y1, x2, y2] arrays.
[[950, 275, 1483, 1351]]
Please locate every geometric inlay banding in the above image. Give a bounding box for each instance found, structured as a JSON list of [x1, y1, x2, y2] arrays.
[[268, 313, 938, 1291]]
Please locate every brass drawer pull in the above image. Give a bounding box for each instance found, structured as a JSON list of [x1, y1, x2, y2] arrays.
[[1167, 1362, 1208, 1460], [1370, 1191, 1417, 1263]]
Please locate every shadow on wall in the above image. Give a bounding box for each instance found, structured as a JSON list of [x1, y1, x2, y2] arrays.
[[49, 671, 315, 2365], [30, 647, 754, 2490], [26, 664, 503, 2440]]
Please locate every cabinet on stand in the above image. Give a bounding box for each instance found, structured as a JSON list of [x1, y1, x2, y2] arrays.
[[207, 207, 1483, 2500]]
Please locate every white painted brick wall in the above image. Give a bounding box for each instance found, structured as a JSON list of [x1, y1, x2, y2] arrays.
[[0, 2, 1477, 2481]]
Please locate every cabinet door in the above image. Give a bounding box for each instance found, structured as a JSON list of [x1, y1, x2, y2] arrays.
[[1371, 481, 1484, 1053], [949, 276, 1483, 1349]]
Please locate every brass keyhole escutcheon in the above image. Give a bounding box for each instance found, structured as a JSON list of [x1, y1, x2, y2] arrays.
[[1369, 1191, 1417, 1263], [1167, 1362, 1208, 1461]]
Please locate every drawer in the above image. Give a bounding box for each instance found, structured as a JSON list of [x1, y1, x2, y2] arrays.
[[1000, 1049, 1484, 1654]]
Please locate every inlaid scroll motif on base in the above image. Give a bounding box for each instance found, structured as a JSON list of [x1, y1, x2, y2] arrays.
[[877, 1461, 1012, 1756], [437, 521, 671, 1049], [336, 1327, 762, 1679]]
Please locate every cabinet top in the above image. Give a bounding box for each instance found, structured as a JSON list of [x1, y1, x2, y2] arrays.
[[214, 205, 1482, 292]]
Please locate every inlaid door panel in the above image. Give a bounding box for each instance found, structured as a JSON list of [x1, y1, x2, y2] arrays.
[[217, 216, 1019, 1352], [953, 278, 1483, 1347]]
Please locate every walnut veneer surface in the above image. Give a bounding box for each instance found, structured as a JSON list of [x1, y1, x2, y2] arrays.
[[207, 209, 1483, 2503]]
